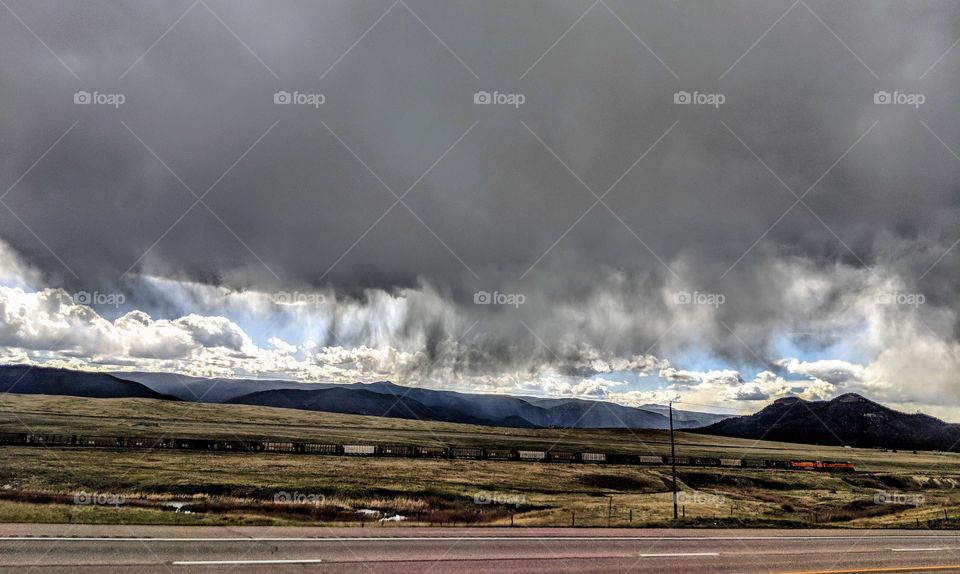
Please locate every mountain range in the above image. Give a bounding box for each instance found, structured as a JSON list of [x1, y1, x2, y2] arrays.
[[0, 365, 727, 430], [698, 393, 960, 451], [4, 364, 960, 450]]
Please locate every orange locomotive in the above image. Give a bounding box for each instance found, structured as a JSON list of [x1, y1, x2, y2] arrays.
[[789, 460, 855, 472]]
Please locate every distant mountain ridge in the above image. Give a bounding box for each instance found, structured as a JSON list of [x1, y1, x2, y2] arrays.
[[698, 393, 960, 451], [0, 365, 727, 430], [0, 365, 180, 402], [223, 380, 726, 429]]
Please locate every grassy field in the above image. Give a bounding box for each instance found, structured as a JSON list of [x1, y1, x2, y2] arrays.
[[2, 392, 960, 528]]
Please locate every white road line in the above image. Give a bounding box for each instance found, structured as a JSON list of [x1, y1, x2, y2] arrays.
[[172, 558, 323, 566], [2, 535, 959, 542], [640, 552, 719, 557], [891, 548, 950, 552]]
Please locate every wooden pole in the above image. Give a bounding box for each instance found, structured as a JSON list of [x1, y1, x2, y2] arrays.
[[670, 402, 678, 521]]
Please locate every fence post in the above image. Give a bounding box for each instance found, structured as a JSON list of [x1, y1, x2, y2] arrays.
[[682, 505, 685, 519], [629, 509, 632, 524], [511, 512, 514, 527], [571, 512, 575, 527]]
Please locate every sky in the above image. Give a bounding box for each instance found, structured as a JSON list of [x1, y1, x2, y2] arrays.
[[0, 1, 958, 418]]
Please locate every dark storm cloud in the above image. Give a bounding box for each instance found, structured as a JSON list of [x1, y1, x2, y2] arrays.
[[1, 0, 959, 365]]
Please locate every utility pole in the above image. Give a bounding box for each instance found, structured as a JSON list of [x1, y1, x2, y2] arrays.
[[669, 401, 678, 520]]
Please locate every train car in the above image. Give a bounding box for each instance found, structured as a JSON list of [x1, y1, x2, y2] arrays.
[[820, 461, 855, 473], [719, 458, 742, 467], [581, 452, 606, 463], [261, 441, 295, 452], [789, 460, 855, 473], [301, 443, 339, 455], [518, 450, 546, 461], [605, 453, 639, 465], [637, 455, 664, 465], [665, 456, 691, 466], [449, 447, 484, 459], [84, 436, 122, 447], [485, 448, 516, 460], [416, 446, 448, 458], [548, 451, 577, 462], [343, 444, 377, 456], [0, 433, 28, 445], [379, 445, 416, 457], [741, 458, 767, 468], [690, 457, 721, 467], [789, 460, 818, 471]]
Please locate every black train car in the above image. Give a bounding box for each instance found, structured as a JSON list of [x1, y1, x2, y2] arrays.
[[449, 447, 483, 459], [485, 448, 516, 460], [416, 446, 448, 458], [379, 445, 416, 457], [301, 443, 340, 455], [548, 451, 577, 462], [606, 453, 640, 465]]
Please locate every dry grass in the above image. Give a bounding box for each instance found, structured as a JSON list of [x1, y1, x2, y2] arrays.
[[3, 392, 960, 528]]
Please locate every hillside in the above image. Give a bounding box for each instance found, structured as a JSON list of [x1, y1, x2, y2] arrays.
[[0, 365, 179, 402], [698, 393, 960, 451], [1, 365, 726, 430]]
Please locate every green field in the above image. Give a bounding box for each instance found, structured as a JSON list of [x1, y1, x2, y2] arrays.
[[2, 393, 960, 528]]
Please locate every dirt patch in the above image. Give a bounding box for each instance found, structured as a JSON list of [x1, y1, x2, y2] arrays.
[[577, 473, 669, 492], [678, 471, 801, 490]]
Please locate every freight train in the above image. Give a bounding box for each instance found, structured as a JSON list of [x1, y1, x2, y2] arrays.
[[0, 432, 854, 472]]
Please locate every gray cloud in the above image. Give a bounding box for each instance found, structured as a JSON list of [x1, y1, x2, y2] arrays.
[[1, 1, 959, 405]]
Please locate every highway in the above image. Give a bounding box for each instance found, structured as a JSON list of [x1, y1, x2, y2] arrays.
[[2, 526, 960, 573]]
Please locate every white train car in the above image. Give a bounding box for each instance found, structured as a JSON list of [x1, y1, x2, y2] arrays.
[[518, 450, 546, 461]]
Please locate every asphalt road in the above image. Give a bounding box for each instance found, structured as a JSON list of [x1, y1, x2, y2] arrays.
[[2, 526, 960, 573]]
